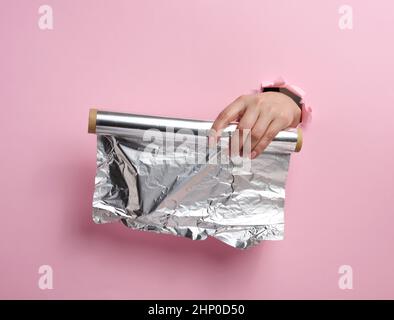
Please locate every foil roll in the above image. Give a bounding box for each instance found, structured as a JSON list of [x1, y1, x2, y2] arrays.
[[89, 109, 302, 249]]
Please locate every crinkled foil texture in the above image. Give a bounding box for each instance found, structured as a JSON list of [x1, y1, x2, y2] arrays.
[[93, 130, 291, 249]]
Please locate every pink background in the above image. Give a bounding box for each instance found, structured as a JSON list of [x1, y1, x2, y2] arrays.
[[1, 0, 394, 299]]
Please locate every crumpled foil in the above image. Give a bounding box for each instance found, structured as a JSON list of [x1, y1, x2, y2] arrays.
[[91, 111, 299, 249]]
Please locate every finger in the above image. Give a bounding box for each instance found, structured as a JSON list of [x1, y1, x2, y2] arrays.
[[250, 112, 275, 151], [210, 96, 248, 140], [230, 128, 253, 159], [251, 119, 287, 158], [230, 128, 241, 158], [232, 106, 260, 156]]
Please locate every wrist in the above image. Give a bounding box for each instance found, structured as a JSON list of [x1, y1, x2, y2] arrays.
[[260, 77, 311, 126], [262, 87, 303, 109]]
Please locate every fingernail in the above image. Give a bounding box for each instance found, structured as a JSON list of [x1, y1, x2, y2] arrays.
[[251, 151, 257, 159]]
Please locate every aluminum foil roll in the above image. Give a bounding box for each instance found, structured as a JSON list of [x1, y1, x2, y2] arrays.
[[89, 109, 302, 249]]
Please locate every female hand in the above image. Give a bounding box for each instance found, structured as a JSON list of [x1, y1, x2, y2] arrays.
[[210, 91, 301, 159]]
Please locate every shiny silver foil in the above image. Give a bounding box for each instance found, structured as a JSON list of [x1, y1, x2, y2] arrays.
[[91, 110, 300, 249]]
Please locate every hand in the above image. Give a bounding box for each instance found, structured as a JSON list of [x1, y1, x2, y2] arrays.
[[211, 91, 301, 159]]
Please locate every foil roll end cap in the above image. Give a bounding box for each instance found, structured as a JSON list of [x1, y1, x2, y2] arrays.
[[88, 108, 98, 134], [295, 127, 303, 152]]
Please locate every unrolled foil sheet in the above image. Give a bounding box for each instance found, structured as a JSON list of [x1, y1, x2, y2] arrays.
[[90, 110, 301, 249]]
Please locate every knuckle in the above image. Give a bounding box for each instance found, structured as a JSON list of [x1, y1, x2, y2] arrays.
[[251, 130, 262, 140], [277, 115, 289, 125], [263, 103, 274, 115], [265, 130, 276, 140], [238, 122, 253, 132], [219, 110, 230, 120], [254, 95, 264, 105], [278, 111, 291, 123]]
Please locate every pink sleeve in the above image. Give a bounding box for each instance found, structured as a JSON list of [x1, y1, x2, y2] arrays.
[[261, 77, 312, 127]]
